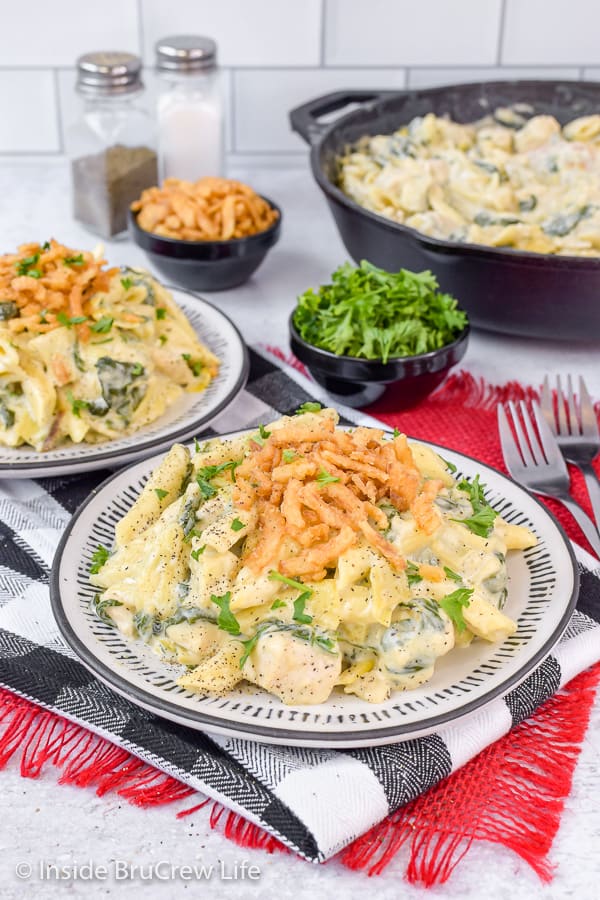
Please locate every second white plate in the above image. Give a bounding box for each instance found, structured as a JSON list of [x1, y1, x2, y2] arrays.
[[0, 288, 248, 478]]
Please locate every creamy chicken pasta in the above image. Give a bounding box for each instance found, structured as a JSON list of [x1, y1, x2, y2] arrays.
[[0, 241, 219, 450], [339, 110, 600, 256], [90, 408, 536, 705]]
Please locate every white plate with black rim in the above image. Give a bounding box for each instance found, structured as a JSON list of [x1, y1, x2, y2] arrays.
[[50, 435, 579, 748], [0, 289, 249, 479]]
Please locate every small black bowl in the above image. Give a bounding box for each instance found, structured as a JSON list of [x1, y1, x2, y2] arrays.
[[128, 197, 282, 291], [289, 315, 470, 410]]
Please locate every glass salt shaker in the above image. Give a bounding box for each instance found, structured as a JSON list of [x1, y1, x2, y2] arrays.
[[67, 52, 158, 239], [155, 36, 224, 182]]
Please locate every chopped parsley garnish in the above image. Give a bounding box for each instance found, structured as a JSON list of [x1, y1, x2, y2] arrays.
[[231, 517, 245, 532], [210, 591, 240, 635], [57, 311, 87, 327], [293, 591, 313, 624], [438, 587, 473, 633], [156, 307, 167, 320], [130, 362, 144, 376], [443, 566, 462, 583], [190, 545, 206, 561], [442, 457, 457, 474], [182, 353, 204, 376], [121, 277, 133, 290], [154, 488, 168, 500], [159, 334, 168, 344], [196, 477, 217, 500], [258, 423, 271, 440], [316, 468, 340, 486], [406, 561, 422, 586], [16, 253, 40, 276], [452, 475, 498, 538], [282, 449, 296, 463], [90, 316, 114, 334], [195, 460, 241, 500], [66, 390, 88, 417], [293, 261, 467, 363], [89, 544, 110, 574], [41, 241, 51, 251], [295, 401, 322, 415], [239, 632, 260, 668], [64, 254, 85, 266], [271, 599, 286, 610], [393, 427, 400, 439], [27, 268, 42, 279], [268, 571, 309, 592]]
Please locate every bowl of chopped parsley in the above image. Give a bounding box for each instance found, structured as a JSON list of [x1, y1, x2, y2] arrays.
[[289, 261, 469, 409]]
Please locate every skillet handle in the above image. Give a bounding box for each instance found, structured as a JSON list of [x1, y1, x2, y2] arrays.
[[289, 89, 398, 145]]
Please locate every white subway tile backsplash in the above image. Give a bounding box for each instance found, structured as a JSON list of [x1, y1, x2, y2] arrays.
[[408, 67, 581, 89], [234, 68, 407, 153], [503, 0, 600, 65], [0, 72, 59, 153], [0, 0, 139, 66], [324, 0, 502, 67], [141, 0, 321, 66]]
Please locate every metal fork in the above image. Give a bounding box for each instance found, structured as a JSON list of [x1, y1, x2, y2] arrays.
[[497, 400, 600, 557], [540, 375, 600, 528]]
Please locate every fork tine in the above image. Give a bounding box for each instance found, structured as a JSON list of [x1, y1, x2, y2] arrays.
[[532, 403, 567, 471], [556, 375, 569, 436], [539, 375, 556, 434], [566, 374, 581, 436], [578, 376, 600, 439], [497, 404, 525, 476], [519, 401, 545, 465], [508, 401, 536, 467]]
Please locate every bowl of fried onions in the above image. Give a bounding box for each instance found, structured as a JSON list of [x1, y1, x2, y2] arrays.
[[129, 177, 281, 291]]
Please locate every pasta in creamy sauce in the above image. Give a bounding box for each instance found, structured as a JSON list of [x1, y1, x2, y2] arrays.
[[338, 110, 600, 256], [0, 247, 218, 450], [90, 409, 536, 705]]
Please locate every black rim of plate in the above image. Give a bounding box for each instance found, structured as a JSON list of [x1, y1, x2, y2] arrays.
[[1, 290, 250, 472], [50, 434, 579, 745]]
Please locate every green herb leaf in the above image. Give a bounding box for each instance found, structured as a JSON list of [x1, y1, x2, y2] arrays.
[[90, 316, 114, 334], [210, 591, 241, 635], [16, 253, 40, 276], [66, 389, 88, 417], [41, 241, 51, 251], [64, 254, 85, 266], [406, 561, 422, 586], [295, 401, 322, 415], [392, 427, 400, 439], [57, 311, 87, 327], [131, 362, 144, 376], [239, 632, 260, 668], [231, 517, 245, 532], [442, 457, 457, 474], [258, 423, 271, 440], [27, 268, 42, 279], [268, 571, 310, 593], [293, 262, 467, 363], [89, 544, 110, 574], [121, 277, 133, 291], [293, 591, 313, 625], [159, 334, 168, 344], [156, 307, 167, 320], [282, 449, 296, 463], [190, 545, 206, 561], [452, 475, 498, 538], [154, 488, 168, 500], [271, 599, 286, 610], [316, 468, 340, 486], [181, 353, 204, 376], [443, 566, 462, 582], [196, 477, 217, 500], [439, 587, 473, 633]]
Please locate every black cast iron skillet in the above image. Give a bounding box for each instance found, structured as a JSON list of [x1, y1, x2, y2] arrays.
[[290, 80, 600, 342]]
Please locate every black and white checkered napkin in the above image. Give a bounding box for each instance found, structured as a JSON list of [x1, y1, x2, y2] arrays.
[[1, 349, 599, 862]]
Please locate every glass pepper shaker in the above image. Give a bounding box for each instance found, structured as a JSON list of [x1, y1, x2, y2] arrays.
[[155, 36, 224, 182], [67, 52, 158, 239]]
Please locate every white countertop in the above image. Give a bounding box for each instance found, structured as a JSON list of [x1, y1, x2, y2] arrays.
[[1, 161, 599, 899]]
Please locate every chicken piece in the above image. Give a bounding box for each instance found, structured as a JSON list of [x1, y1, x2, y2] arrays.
[[244, 630, 341, 704]]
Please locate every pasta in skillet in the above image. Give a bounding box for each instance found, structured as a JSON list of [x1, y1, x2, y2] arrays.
[[90, 408, 537, 705], [0, 241, 219, 450], [338, 110, 600, 257]]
